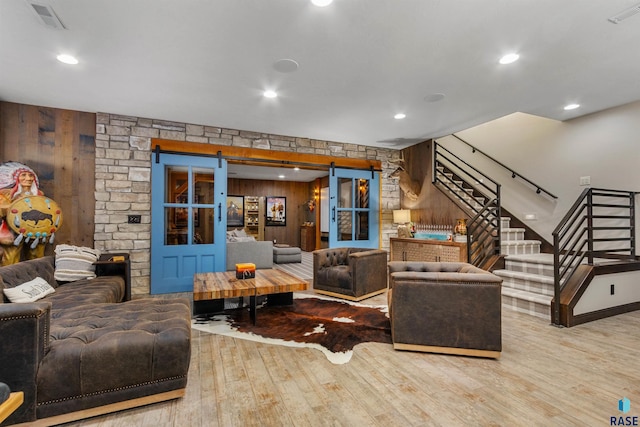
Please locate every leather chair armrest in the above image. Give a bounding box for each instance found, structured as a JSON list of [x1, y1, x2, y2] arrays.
[[0, 302, 51, 424], [350, 250, 388, 295]]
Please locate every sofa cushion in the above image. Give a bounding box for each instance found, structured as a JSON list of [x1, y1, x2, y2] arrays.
[[3, 277, 55, 303], [54, 245, 101, 282], [46, 276, 126, 310]]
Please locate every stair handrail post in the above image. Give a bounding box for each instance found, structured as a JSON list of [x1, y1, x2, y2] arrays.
[[553, 230, 561, 326], [630, 191, 636, 258], [587, 188, 594, 265], [432, 140, 437, 185], [496, 184, 502, 256]]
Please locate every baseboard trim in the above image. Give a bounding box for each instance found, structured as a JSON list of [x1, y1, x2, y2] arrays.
[[313, 288, 386, 302], [12, 389, 185, 427], [394, 342, 501, 359]]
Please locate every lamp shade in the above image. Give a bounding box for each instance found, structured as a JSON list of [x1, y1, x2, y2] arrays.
[[393, 209, 411, 224]]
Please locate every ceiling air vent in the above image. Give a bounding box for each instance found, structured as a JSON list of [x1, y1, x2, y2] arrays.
[[608, 3, 640, 24], [26, 1, 66, 29]]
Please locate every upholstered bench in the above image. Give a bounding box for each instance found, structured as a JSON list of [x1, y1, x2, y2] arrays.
[[273, 245, 302, 264]]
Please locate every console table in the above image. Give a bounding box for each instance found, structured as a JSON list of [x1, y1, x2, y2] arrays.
[[390, 237, 468, 262], [94, 253, 131, 301]]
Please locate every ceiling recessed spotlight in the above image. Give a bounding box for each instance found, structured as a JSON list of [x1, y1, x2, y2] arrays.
[[564, 103, 580, 111], [56, 54, 78, 65], [394, 113, 406, 120], [278, 174, 286, 179], [311, 0, 333, 6], [294, 167, 300, 171], [499, 53, 519, 65], [263, 90, 278, 98]]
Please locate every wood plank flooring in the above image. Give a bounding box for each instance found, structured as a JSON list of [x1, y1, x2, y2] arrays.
[[60, 290, 640, 427]]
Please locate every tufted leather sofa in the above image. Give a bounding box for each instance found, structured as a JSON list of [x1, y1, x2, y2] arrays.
[[313, 247, 388, 301], [0, 256, 191, 426], [387, 261, 503, 358]]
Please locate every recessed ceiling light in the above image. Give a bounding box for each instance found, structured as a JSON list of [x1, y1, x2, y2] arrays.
[[263, 90, 278, 98], [278, 174, 286, 179], [394, 113, 406, 120], [294, 167, 300, 171], [564, 103, 580, 111], [499, 53, 519, 65], [56, 54, 78, 65], [311, 0, 333, 6]]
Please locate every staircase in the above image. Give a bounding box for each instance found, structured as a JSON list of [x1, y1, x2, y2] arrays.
[[432, 138, 638, 325], [492, 217, 552, 320]]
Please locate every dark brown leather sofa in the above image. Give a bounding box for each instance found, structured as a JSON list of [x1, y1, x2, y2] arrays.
[[313, 247, 388, 301], [0, 256, 191, 426], [388, 261, 502, 358]]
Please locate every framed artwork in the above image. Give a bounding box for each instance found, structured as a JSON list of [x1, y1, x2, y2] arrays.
[[226, 195, 244, 227], [266, 196, 286, 226]]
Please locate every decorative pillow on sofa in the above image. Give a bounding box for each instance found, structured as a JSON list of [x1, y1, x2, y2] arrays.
[[54, 244, 101, 282], [3, 277, 55, 303], [226, 228, 256, 242]]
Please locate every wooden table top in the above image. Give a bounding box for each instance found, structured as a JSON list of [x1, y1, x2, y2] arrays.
[[193, 269, 308, 301]]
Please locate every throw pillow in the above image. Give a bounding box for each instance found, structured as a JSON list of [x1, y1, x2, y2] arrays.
[[54, 244, 101, 282], [3, 277, 55, 303]]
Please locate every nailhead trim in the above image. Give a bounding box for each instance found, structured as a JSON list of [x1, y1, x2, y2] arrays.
[[36, 375, 187, 406]]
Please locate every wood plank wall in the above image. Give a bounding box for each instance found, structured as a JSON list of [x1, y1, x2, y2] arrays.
[[0, 101, 96, 249], [401, 140, 467, 227], [228, 178, 315, 247]]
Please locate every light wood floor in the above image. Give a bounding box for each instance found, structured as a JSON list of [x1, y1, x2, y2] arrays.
[[58, 287, 640, 427], [60, 286, 640, 427]]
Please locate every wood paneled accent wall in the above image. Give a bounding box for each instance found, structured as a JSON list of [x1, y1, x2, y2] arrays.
[[228, 178, 315, 247], [0, 101, 96, 248], [401, 140, 467, 227]]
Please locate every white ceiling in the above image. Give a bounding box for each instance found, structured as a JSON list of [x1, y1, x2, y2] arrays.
[[2, 0, 640, 151], [228, 163, 327, 182]]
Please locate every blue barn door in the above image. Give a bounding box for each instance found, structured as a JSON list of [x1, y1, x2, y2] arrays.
[[151, 153, 227, 293], [328, 167, 380, 249]]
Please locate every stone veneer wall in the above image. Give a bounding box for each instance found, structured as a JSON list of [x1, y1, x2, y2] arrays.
[[95, 113, 402, 296]]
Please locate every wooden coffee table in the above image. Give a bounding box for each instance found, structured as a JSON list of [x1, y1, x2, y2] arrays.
[[193, 269, 308, 324]]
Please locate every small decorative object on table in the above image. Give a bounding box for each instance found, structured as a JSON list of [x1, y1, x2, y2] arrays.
[[454, 218, 467, 235], [235, 263, 256, 279]]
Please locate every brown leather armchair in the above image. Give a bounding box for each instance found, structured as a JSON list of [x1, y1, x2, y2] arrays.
[[387, 261, 503, 358], [313, 247, 388, 301]]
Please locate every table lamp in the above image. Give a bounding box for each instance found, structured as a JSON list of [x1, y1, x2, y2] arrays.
[[393, 209, 412, 238]]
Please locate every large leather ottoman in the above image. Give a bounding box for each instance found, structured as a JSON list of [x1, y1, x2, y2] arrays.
[[273, 245, 302, 264]]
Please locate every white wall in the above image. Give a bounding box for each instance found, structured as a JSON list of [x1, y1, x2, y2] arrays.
[[436, 100, 640, 243], [574, 270, 640, 315]]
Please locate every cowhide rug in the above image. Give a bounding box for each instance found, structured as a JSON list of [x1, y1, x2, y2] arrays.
[[192, 293, 391, 364]]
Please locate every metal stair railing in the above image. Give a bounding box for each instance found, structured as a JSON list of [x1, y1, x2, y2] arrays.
[[432, 141, 501, 267], [552, 188, 637, 325], [467, 198, 501, 267]]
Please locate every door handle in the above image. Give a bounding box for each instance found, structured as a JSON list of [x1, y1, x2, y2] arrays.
[[218, 203, 222, 222], [332, 206, 336, 223]]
